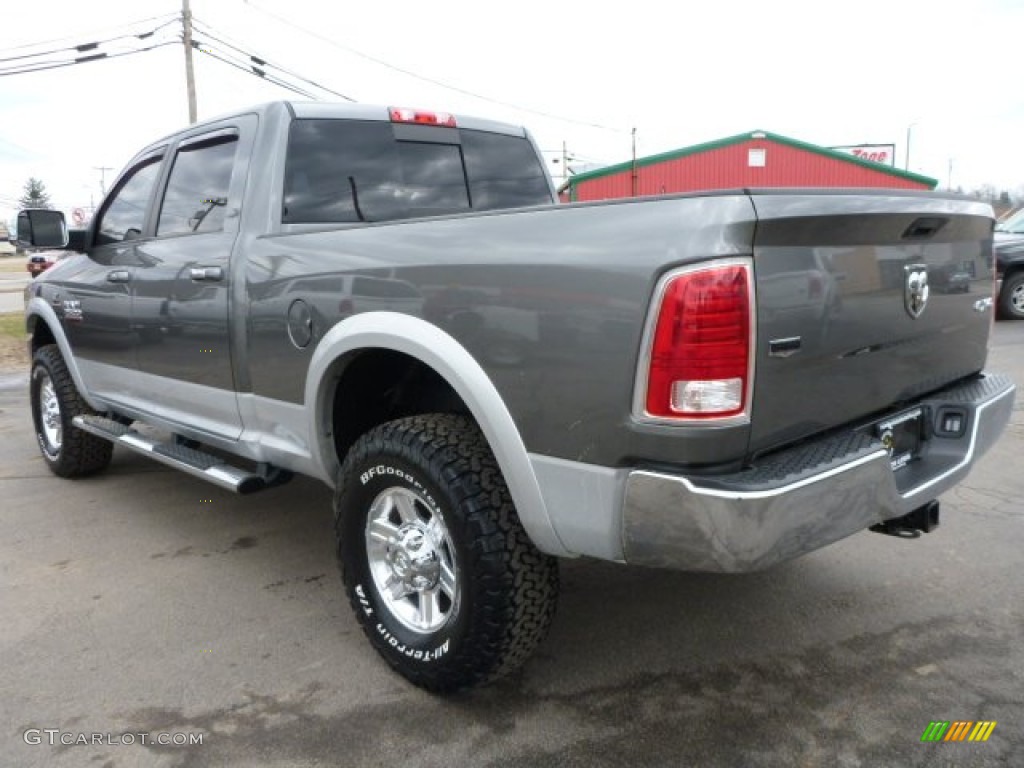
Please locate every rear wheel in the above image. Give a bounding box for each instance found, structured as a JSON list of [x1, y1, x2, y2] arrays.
[[999, 272, 1024, 320], [30, 344, 113, 477], [334, 413, 558, 693]]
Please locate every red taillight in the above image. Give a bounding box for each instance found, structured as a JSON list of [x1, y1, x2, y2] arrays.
[[389, 107, 457, 127], [644, 264, 752, 420]]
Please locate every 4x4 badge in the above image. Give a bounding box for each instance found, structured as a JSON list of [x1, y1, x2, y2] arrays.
[[904, 264, 929, 318]]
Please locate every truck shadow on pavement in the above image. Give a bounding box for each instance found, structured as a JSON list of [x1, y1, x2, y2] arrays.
[[69, 452, 1020, 767]]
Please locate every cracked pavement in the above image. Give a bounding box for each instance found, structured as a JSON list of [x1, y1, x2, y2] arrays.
[[1, 322, 1022, 767]]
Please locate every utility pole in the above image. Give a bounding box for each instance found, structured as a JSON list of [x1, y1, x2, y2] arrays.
[[905, 122, 916, 171], [182, 0, 198, 123], [548, 142, 575, 186], [93, 166, 113, 196]]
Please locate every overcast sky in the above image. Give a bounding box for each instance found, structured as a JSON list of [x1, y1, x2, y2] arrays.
[[2, 0, 1021, 222]]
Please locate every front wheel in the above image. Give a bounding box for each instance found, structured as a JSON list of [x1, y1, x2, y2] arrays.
[[334, 413, 559, 693], [30, 344, 113, 477], [998, 272, 1024, 320]]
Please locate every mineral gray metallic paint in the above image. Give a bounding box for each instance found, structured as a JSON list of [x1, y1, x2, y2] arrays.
[[748, 193, 996, 455], [22, 100, 1016, 572], [75, 361, 245, 440], [245, 193, 759, 468], [131, 117, 259, 436], [24, 298, 100, 411]]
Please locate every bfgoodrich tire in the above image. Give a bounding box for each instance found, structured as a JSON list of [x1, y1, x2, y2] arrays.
[[334, 413, 558, 693], [30, 344, 113, 477]]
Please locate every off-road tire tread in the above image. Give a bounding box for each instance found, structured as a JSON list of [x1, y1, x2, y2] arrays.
[[335, 413, 558, 693], [31, 344, 113, 477]]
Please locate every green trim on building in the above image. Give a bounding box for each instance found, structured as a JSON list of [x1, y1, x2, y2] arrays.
[[567, 129, 938, 190]]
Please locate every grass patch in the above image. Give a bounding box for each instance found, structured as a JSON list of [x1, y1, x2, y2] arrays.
[[0, 257, 26, 274], [0, 312, 26, 339], [0, 311, 29, 370]]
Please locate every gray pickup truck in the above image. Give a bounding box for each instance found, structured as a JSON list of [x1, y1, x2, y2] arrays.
[[18, 101, 1015, 692]]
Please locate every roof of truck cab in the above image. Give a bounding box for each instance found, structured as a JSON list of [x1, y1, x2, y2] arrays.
[[289, 102, 528, 137], [146, 101, 528, 145]]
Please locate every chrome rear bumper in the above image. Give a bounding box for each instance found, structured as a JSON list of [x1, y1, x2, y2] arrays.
[[622, 373, 1015, 572]]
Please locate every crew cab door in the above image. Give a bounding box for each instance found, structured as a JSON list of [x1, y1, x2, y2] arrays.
[[61, 152, 164, 402], [131, 117, 255, 438]]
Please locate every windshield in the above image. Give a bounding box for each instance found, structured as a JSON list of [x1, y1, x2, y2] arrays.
[[995, 209, 1024, 234]]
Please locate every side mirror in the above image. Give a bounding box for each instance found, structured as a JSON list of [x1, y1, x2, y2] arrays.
[[17, 209, 68, 249]]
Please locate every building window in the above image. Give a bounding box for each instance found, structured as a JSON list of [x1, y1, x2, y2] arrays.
[[748, 148, 766, 167]]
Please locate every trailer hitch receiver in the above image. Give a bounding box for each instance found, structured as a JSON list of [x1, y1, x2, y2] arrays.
[[870, 501, 940, 539]]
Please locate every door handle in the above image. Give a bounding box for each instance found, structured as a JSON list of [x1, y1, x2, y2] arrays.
[[190, 266, 224, 282], [768, 336, 802, 358], [106, 270, 131, 283]]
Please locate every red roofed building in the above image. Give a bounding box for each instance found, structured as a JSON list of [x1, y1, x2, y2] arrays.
[[562, 130, 937, 202]]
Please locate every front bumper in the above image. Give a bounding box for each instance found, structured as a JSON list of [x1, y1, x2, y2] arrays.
[[622, 373, 1015, 573]]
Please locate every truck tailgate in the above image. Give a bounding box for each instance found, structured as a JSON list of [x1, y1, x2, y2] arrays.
[[748, 191, 994, 455]]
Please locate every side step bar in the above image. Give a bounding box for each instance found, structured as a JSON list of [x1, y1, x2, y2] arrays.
[[73, 415, 285, 494]]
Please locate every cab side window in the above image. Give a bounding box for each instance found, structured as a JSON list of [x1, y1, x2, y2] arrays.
[[157, 135, 238, 237], [94, 156, 163, 246]]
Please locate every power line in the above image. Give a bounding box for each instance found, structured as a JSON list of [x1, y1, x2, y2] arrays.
[[196, 47, 315, 99], [0, 41, 179, 78], [241, 0, 626, 133], [193, 20, 354, 101], [195, 46, 319, 100], [0, 18, 180, 65], [191, 19, 354, 101], [0, 12, 178, 54]]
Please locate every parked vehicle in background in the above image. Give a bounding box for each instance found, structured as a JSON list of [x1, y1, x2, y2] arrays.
[[0, 222, 15, 256], [26, 251, 58, 277], [17, 101, 1015, 693], [929, 262, 972, 294], [995, 208, 1024, 319]]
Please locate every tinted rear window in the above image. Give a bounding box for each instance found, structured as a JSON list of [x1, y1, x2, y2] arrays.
[[283, 119, 551, 224], [461, 130, 553, 210]]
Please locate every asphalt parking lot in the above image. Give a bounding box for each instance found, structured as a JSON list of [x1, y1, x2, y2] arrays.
[[1, 323, 1022, 768]]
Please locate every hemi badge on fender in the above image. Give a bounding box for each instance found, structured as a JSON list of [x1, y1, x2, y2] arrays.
[[768, 337, 802, 358]]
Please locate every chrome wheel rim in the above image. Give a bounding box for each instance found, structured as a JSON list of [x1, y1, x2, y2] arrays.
[[365, 486, 459, 634], [38, 373, 62, 452], [1012, 283, 1024, 313]]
